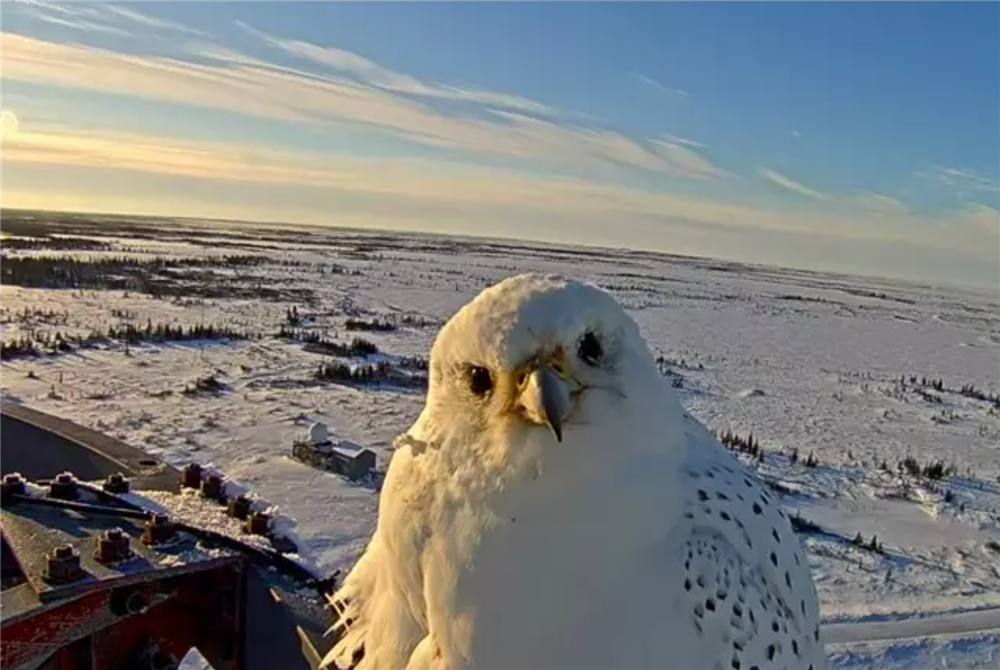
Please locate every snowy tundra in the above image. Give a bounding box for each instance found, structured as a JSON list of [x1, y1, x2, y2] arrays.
[[1, 214, 998, 669]]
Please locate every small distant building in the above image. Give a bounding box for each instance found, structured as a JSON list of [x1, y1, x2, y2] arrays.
[[292, 422, 376, 481], [330, 440, 377, 481]]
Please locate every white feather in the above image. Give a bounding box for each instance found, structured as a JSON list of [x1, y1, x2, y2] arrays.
[[323, 273, 825, 670]]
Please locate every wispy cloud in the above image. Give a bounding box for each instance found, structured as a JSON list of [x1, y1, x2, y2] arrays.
[[851, 191, 907, 214], [636, 73, 689, 100], [237, 21, 558, 118], [5, 123, 993, 252], [758, 167, 914, 214], [649, 138, 724, 179], [918, 165, 1000, 200], [790, 129, 801, 139], [657, 132, 705, 149], [0, 32, 726, 181], [757, 167, 831, 200], [102, 5, 207, 36], [27, 12, 131, 37], [15, 1, 208, 37]]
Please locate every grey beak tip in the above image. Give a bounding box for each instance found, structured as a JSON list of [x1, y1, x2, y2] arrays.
[[551, 424, 563, 443]]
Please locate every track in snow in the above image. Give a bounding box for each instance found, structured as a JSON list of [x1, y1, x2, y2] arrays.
[[824, 606, 1000, 645]]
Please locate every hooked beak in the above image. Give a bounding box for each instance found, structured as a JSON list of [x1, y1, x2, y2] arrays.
[[518, 365, 573, 442]]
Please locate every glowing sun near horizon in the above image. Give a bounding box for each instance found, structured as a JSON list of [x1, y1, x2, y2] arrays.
[[1, 111, 20, 139]]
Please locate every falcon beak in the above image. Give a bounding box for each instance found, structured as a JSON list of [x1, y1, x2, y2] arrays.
[[518, 364, 573, 442]]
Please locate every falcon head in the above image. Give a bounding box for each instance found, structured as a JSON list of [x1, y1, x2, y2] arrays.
[[424, 273, 672, 450]]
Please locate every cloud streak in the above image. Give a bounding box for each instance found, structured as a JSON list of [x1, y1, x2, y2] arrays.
[[758, 167, 913, 215], [16, 1, 208, 37], [236, 21, 558, 118], [4, 123, 994, 254], [851, 191, 907, 214], [636, 74, 689, 100], [757, 167, 831, 200], [0, 31, 725, 181], [918, 165, 1000, 203]]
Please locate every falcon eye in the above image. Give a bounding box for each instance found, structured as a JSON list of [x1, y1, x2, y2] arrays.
[[577, 331, 603, 366], [467, 365, 494, 396]]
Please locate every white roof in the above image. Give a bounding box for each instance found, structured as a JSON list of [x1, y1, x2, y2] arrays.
[[333, 440, 373, 458]]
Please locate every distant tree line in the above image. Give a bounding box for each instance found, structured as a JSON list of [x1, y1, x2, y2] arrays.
[[345, 317, 397, 333], [655, 354, 704, 371], [883, 456, 955, 481], [0, 253, 268, 290], [1, 333, 77, 359], [1, 236, 112, 252], [898, 374, 1000, 407], [851, 532, 885, 554], [0, 307, 70, 326], [715, 429, 766, 463], [1, 320, 255, 360], [278, 326, 380, 357], [396, 355, 429, 371], [108, 321, 254, 345], [0, 253, 316, 302], [342, 315, 436, 332], [788, 448, 820, 468], [314, 361, 427, 389]]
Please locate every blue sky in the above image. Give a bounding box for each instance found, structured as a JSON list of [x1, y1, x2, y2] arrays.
[[1, 1, 998, 288]]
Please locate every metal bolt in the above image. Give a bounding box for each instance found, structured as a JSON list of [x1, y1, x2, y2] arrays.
[[46, 544, 83, 583], [1, 473, 26, 502], [50, 472, 78, 500], [180, 463, 202, 489], [102, 472, 130, 494], [200, 474, 226, 503], [226, 495, 252, 520], [244, 511, 271, 536], [141, 513, 177, 546], [95, 527, 132, 564]]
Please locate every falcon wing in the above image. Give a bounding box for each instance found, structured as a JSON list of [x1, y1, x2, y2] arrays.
[[671, 526, 824, 670], [323, 436, 436, 670], [671, 413, 826, 669]]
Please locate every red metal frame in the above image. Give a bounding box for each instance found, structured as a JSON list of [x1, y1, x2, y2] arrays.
[[2, 563, 246, 670]]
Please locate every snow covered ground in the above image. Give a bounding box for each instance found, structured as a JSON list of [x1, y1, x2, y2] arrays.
[[2, 215, 999, 667]]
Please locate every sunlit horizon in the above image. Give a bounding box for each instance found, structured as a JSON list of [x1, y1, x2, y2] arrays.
[[1, 2, 997, 289]]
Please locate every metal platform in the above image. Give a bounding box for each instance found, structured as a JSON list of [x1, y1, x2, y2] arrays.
[[1, 403, 178, 491], [1, 403, 337, 670]]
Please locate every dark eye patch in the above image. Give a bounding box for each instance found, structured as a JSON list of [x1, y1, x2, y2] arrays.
[[578, 331, 603, 366], [468, 365, 493, 396]]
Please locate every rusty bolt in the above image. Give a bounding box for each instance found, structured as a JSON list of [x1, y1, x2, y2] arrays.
[[94, 527, 133, 564], [46, 544, 83, 583], [244, 511, 271, 536], [3, 473, 25, 487], [226, 495, 252, 520], [200, 474, 226, 503], [50, 472, 78, 500], [102, 472, 130, 494], [1, 473, 26, 502], [141, 513, 177, 546], [180, 463, 202, 489]]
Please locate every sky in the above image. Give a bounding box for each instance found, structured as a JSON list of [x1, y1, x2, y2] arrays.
[[1, 1, 998, 289]]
